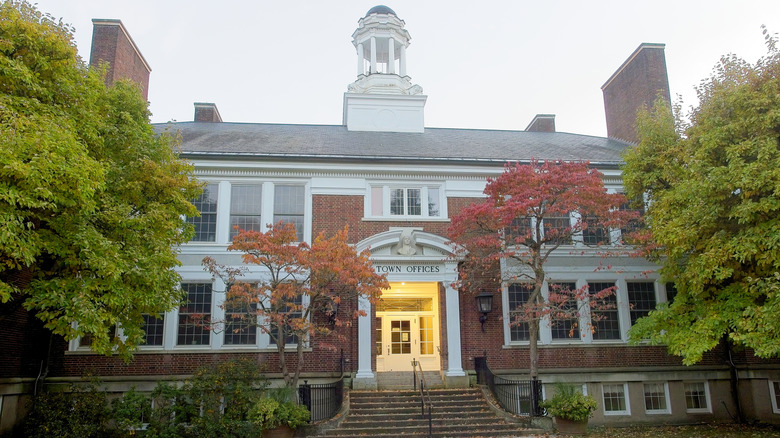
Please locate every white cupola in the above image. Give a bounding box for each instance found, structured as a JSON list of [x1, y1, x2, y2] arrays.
[[343, 5, 427, 133]]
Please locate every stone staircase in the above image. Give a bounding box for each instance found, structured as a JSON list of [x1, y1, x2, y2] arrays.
[[376, 371, 444, 389], [318, 388, 543, 437]]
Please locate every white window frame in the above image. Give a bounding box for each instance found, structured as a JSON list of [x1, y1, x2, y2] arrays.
[[643, 382, 671, 415], [602, 382, 631, 416], [684, 381, 712, 413], [365, 183, 446, 220], [137, 313, 166, 350], [769, 380, 780, 414]]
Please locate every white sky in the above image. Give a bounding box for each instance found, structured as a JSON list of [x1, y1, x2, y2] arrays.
[[32, 0, 780, 137]]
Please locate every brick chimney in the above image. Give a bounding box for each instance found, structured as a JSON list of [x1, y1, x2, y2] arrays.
[[194, 103, 223, 122], [525, 114, 556, 133], [601, 43, 670, 143], [89, 19, 151, 100]]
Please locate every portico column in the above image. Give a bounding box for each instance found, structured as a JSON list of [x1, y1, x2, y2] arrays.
[[357, 43, 364, 76], [445, 264, 466, 377], [355, 294, 375, 379]]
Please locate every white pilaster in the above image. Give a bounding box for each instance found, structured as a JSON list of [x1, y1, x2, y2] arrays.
[[357, 43, 364, 76], [211, 277, 225, 350], [387, 37, 395, 74]]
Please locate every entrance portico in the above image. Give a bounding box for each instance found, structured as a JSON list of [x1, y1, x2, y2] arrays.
[[353, 228, 467, 389]]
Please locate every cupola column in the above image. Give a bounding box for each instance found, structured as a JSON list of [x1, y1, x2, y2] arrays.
[[357, 43, 364, 76], [370, 36, 377, 74], [387, 36, 395, 74], [400, 44, 407, 77]]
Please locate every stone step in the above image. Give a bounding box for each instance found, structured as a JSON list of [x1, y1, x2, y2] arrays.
[[319, 388, 542, 438]]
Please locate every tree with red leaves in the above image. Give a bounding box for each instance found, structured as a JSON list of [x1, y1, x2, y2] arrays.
[[449, 160, 634, 379], [203, 223, 388, 389]]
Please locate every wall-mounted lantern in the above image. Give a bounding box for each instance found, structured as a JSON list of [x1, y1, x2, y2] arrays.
[[475, 292, 494, 332], [325, 298, 339, 326]]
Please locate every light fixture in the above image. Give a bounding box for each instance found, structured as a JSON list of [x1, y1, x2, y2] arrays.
[[325, 298, 339, 326], [475, 292, 494, 332]]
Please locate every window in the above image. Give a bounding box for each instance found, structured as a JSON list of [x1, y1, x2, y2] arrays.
[[390, 320, 411, 354], [582, 216, 610, 245], [643, 382, 670, 414], [274, 185, 305, 241], [79, 325, 117, 349], [769, 381, 780, 414], [141, 314, 164, 346], [508, 283, 533, 342], [506, 217, 533, 244], [376, 317, 382, 356], [665, 283, 678, 304], [627, 281, 656, 325], [368, 185, 443, 218], [230, 184, 262, 240], [189, 183, 218, 242], [223, 300, 257, 346], [602, 383, 630, 415], [684, 381, 711, 413], [419, 316, 434, 355], [269, 293, 303, 346], [543, 214, 572, 245], [549, 282, 580, 340], [619, 199, 644, 244], [590, 282, 620, 340], [177, 283, 212, 346]]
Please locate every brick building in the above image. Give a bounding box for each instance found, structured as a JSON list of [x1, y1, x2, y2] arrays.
[[2, 5, 780, 433]]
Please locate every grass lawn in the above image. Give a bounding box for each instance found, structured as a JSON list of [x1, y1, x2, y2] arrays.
[[572, 423, 780, 437]]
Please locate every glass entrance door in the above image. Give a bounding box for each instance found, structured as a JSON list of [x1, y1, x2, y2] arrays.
[[384, 317, 415, 371]]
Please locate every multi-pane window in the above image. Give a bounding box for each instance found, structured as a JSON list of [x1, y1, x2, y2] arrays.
[[230, 185, 262, 240], [391, 188, 421, 216], [582, 216, 610, 245], [665, 283, 678, 304], [376, 317, 383, 356], [79, 325, 117, 348], [508, 283, 533, 342], [627, 281, 656, 325], [602, 383, 630, 415], [590, 282, 620, 340], [769, 381, 780, 413], [543, 214, 572, 245], [549, 282, 580, 340], [419, 316, 434, 355], [390, 320, 412, 354], [223, 300, 258, 346], [141, 314, 165, 346], [189, 183, 218, 242], [369, 185, 443, 218], [274, 185, 305, 241], [269, 294, 303, 346], [177, 283, 212, 346], [684, 382, 711, 412], [643, 382, 670, 414], [506, 217, 533, 244], [619, 199, 644, 243]]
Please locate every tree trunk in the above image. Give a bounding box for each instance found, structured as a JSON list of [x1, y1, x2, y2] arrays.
[[529, 321, 539, 379]]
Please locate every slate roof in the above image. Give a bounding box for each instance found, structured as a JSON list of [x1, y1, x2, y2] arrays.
[[156, 122, 631, 167]]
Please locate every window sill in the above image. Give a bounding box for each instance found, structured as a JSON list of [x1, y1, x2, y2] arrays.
[[362, 217, 450, 222]]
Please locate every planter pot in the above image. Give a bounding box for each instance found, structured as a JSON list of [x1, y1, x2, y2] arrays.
[[262, 424, 295, 438], [554, 417, 588, 435]]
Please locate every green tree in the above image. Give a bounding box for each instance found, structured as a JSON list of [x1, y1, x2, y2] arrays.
[[0, 1, 201, 356], [624, 28, 780, 364]]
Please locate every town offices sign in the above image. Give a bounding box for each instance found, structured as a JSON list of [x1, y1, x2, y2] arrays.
[[374, 264, 442, 274]]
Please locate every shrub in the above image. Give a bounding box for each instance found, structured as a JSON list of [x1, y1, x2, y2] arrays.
[[23, 379, 111, 438], [539, 383, 598, 422], [248, 397, 310, 430]]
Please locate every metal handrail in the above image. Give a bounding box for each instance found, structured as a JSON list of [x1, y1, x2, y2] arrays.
[[412, 358, 433, 437]]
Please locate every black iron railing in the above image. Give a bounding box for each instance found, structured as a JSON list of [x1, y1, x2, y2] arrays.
[[298, 377, 344, 422], [474, 356, 543, 416], [412, 358, 433, 437]]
